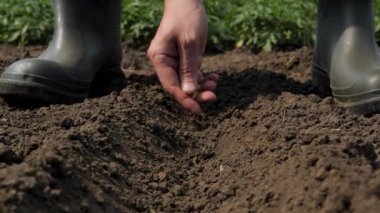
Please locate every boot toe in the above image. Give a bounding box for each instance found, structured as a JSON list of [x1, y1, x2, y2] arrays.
[[331, 70, 380, 114], [332, 71, 380, 100]]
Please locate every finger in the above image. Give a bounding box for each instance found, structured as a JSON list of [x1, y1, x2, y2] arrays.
[[178, 39, 202, 95], [150, 53, 180, 90], [156, 64, 203, 116], [149, 51, 203, 116], [166, 86, 203, 116], [199, 80, 217, 92], [201, 73, 219, 83], [194, 91, 217, 103]]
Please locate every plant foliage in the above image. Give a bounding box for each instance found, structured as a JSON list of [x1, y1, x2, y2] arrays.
[[1, 0, 380, 51]]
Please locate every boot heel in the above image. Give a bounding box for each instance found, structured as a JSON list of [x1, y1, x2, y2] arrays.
[[312, 65, 330, 92], [90, 66, 127, 97]]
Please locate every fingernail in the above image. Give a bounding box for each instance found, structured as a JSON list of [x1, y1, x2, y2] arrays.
[[182, 82, 197, 94]]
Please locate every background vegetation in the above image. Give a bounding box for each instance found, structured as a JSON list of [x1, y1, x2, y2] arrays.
[[1, 0, 380, 51]]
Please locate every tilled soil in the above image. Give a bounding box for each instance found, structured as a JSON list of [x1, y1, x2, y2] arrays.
[[0, 45, 380, 213]]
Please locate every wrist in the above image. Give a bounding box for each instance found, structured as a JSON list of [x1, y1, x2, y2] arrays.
[[164, 0, 203, 4], [164, 0, 204, 13]]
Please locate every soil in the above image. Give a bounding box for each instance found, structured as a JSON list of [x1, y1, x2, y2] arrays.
[[0, 44, 380, 213]]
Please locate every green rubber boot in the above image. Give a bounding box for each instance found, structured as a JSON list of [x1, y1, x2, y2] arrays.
[[313, 0, 380, 114], [0, 0, 126, 103]]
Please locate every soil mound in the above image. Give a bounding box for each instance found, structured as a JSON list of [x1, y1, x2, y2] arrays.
[[1, 45, 380, 212]]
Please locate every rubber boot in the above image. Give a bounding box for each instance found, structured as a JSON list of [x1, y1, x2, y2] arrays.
[[0, 0, 126, 103], [313, 0, 380, 114]]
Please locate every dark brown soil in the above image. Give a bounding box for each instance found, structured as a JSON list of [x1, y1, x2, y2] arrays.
[[1, 44, 380, 213]]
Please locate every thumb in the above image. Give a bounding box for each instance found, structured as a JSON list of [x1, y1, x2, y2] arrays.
[[179, 40, 202, 95]]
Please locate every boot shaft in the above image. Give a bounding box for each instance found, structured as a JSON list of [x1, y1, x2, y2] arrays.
[[314, 0, 377, 73], [51, 0, 122, 43], [316, 0, 375, 43]]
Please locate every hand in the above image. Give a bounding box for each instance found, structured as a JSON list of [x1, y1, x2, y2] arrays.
[[148, 0, 218, 116]]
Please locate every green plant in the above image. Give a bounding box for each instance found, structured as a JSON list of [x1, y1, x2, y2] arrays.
[[121, 0, 163, 48], [3, 0, 380, 52], [0, 0, 52, 45], [225, 0, 317, 52]]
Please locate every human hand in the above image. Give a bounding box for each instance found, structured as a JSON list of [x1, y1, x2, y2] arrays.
[[148, 0, 218, 116]]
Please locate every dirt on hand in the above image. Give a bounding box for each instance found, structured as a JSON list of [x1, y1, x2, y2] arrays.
[[0, 45, 380, 213]]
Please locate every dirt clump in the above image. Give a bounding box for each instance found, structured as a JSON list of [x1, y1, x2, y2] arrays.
[[1, 45, 380, 212]]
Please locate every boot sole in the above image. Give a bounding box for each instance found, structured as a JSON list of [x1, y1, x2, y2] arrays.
[[0, 77, 87, 104], [0, 67, 126, 104], [313, 65, 380, 115]]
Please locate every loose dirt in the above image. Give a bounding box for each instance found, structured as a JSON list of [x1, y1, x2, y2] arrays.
[[0, 45, 380, 213]]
